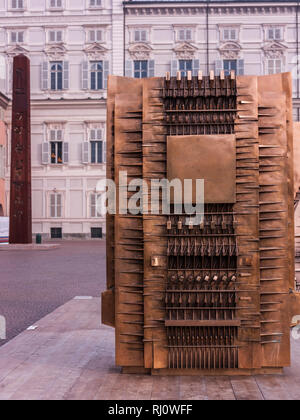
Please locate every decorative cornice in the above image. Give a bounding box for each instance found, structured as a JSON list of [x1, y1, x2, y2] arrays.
[[6, 45, 29, 57], [128, 42, 153, 60], [44, 44, 67, 60], [125, 5, 297, 16], [262, 40, 287, 58], [219, 41, 241, 59], [83, 43, 108, 59], [173, 42, 198, 59]]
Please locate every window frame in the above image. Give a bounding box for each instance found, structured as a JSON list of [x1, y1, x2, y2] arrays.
[[134, 60, 148, 79], [177, 28, 193, 42], [178, 59, 193, 77], [267, 58, 283, 75], [10, 30, 24, 44], [266, 27, 284, 42], [133, 29, 148, 43], [49, 0, 63, 10], [50, 193, 63, 218], [50, 61, 63, 91], [88, 29, 103, 43], [48, 29, 63, 44], [11, 0, 25, 10], [90, 61, 103, 91], [89, 0, 102, 9]]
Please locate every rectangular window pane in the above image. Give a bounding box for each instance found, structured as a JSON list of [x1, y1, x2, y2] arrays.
[[57, 142, 63, 163], [97, 141, 103, 163], [91, 141, 96, 163], [57, 71, 62, 90], [51, 142, 56, 163]]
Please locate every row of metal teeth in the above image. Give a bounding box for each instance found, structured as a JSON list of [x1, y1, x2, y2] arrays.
[[167, 237, 237, 257], [167, 274, 237, 288], [167, 219, 235, 231]]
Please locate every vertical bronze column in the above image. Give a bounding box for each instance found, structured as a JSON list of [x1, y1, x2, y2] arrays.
[[9, 55, 32, 244]]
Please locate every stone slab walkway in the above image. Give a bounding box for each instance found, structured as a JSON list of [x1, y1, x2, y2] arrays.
[[0, 297, 300, 400]]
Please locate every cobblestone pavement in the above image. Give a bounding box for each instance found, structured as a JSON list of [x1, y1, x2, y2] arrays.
[[0, 240, 106, 346]]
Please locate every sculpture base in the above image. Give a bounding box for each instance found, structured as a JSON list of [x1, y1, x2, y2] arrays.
[[122, 367, 284, 376]]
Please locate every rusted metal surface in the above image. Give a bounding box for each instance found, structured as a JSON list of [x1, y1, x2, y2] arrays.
[[103, 72, 300, 375], [9, 55, 32, 244]]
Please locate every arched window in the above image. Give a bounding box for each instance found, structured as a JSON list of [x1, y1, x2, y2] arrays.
[[90, 61, 103, 90], [50, 62, 63, 90]]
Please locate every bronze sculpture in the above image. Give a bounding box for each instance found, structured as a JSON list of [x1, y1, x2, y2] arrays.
[[102, 71, 300, 374], [9, 55, 32, 244]]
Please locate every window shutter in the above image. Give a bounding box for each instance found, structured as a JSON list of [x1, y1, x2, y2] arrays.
[[97, 129, 102, 140], [63, 61, 69, 90], [63, 142, 69, 164], [50, 31, 55, 42], [42, 142, 50, 165], [192, 59, 200, 77], [50, 194, 55, 217], [50, 130, 56, 141], [104, 60, 109, 89], [237, 59, 244, 76], [41, 62, 49, 90], [57, 194, 62, 218], [141, 30, 147, 42], [125, 60, 133, 78], [149, 60, 155, 77], [171, 60, 178, 77], [82, 61, 89, 90], [90, 129, 96, 140], [186, 29, 192, 41], [215, 60, 224, 76], [97, 30, 102, 42], [90, 194, 96, 218], [82, 142, 90, 164]]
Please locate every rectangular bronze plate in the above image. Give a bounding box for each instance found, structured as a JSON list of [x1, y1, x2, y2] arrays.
[[167, 135, 236, 204]]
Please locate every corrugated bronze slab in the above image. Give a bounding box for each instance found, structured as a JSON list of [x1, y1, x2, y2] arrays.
[[167, 135, 236, 204]]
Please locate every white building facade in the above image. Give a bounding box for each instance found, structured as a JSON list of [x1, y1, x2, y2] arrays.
[[0, 0, 299, 239]]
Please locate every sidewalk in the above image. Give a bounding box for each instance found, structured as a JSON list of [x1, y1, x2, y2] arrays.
[[0, 297, 300, 400]]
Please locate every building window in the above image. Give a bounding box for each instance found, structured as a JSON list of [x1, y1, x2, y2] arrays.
[[50, 62, 63, 90], [223, 60, 237, 76], [91, 227, 102, 239], [222, 28, 238, 41], [50, 194, 62, 218], [178, 28, 192, 42], [90, 194, 103, 218], [267, 27, 283, 41], [90, 129, 103, 163], [51, 142, 63, 164], [10, 31, 24, 43], [134, 29, 147, 42], [90, 61, 103, 90], [49, 0, 62, 8], [50, 129, 63, 164], [49, 30, 63, 43], [179, 60, 193, 77], [11, 0, 24, 9], [88, 29, 103, 43], [51, 227, 62, 239], [134, 60, 148, 79], [89, 0, 101, 8], [268, 59, 282, 75]]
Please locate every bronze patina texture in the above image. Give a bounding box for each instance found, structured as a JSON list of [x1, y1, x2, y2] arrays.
[[103, 72, 300, 375], [9, 55, 32, 244]]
